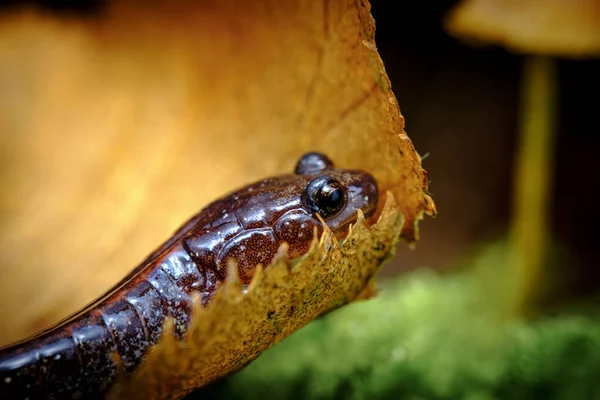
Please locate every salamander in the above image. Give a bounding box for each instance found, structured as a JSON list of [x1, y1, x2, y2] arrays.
[[0, 152, 378, 399]]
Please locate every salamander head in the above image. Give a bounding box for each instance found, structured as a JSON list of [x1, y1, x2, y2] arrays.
[[200, 152, 379, 281], [262, 152, 379, 260]]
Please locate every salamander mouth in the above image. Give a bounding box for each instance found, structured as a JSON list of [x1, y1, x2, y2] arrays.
[[362, 200, 377, 219], [329, 202, 378, 240]]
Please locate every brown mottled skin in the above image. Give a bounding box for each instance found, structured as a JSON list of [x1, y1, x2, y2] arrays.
[[0, 152, 378, 399]]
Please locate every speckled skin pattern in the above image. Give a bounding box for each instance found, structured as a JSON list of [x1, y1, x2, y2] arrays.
[[0, 153, 378, 399]]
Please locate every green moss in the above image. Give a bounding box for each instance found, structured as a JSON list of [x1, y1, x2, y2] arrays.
[[190, 243, 600, 400]]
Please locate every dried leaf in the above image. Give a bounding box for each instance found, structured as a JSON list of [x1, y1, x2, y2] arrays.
[[0, 0, 434, 396], [109, 193, 403, 399]]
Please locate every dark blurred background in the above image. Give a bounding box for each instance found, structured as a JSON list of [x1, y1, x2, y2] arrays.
[[369, 1, 600, 306], [3, 0, 599, 302]]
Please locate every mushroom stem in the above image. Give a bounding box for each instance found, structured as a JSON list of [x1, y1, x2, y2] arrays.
[[510, 55, 557, 315]]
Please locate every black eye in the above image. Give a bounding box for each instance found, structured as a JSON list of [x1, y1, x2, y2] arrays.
[[301, 176, 347, 219]]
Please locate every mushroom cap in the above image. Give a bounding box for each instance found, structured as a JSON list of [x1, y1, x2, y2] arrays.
[[445, 0, 600, 58]]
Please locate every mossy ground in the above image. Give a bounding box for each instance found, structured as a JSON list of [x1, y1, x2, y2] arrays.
[[191, 242, 600, 400]]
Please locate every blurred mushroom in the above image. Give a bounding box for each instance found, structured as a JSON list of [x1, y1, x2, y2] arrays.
[[444, 0, 600, 314]]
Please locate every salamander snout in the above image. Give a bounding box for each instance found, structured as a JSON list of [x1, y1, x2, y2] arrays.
[[350, 171, 378, 218]]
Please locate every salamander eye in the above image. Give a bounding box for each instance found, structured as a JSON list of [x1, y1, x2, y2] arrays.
[[301, 175, 347, 219], [295, 152, 334, 174]]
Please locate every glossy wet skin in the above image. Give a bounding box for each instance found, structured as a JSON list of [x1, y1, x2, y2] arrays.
[[183, 152, 378, 283], [0, 152, 379, 399]]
